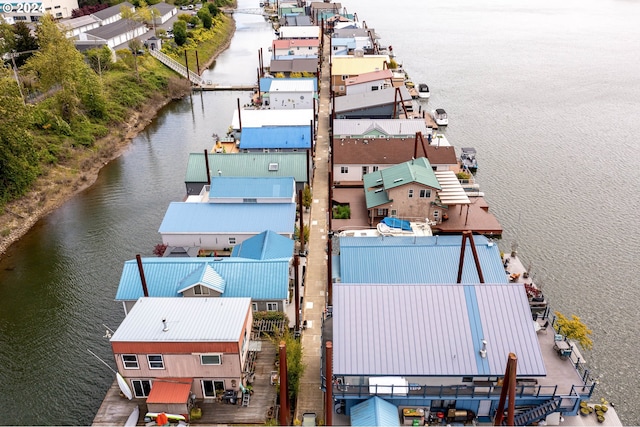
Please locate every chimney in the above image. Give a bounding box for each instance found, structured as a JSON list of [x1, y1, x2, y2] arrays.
[[136, 254, 149, 297]]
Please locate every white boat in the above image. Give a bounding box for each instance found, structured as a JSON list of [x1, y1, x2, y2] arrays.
[[339, 217, 434, 237], [124, 405, 139, 427], [432, 108, 448, 126], [417, 83, 430, 99], [117, 372, 133, 400]]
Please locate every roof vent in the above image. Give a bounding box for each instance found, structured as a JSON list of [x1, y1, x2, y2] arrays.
[[162, 318, 169, 332], [376, 178, 382, 183], [393, 178, 403, 183], [268, 162, 279, 171], [374, 188, 383, 193]]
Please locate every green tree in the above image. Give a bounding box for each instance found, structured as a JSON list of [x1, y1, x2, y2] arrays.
[[269, 329, 305, 401], [196, 7, 211, 28], [206, 2, 219, 17], [173, 20, 188, 46], [12, 22, 39, 67], [26, 14, 106, 121], [0, 68, 39, 206], [555, 312, 593, 351], [302, 184, 312, 210], [86, 45, 113, 74]]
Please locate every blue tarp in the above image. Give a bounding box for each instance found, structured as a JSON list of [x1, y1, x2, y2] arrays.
[[381, 217, 412, 231]]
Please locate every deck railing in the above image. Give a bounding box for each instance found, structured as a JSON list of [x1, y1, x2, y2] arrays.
[[320, 377, 595, 404]]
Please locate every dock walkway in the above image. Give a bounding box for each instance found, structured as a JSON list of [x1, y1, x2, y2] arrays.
[[294, 32, 331, 423]]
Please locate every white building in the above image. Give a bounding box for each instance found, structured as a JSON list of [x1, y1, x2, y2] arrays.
[[268, 79, 315, 110], [1, 0, 78, 22]]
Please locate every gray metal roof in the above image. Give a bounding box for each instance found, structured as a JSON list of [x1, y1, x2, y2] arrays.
[[152, 2, 176, 15], [334, 87, 412, 113], [333, 284, 546, 377], [333, 119, 429, 137], [110, 297, 250, 342], [58, 14, 101, 30], [85, 19, 145, 40], [269, 58, 318, 73], [92, 2, 133, 20]]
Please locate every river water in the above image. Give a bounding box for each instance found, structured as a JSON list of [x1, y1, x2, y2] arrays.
[[0, 0, 638, 425]]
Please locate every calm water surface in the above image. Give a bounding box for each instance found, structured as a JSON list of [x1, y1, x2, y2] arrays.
[[1, 0, 639, 424], [0, 0, 268, 424], [345, 0, 640, 423]]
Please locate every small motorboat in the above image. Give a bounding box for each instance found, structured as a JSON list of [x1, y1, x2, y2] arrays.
[[432, 108, 448, 126], [418, 83, 430, 99], [460, 147, 478, 173]]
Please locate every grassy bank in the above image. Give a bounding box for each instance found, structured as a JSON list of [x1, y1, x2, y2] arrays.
[[162, 13, 236, 74], [0, 13, 237, 257]]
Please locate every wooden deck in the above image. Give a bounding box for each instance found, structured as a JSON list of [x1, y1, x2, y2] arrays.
[[92, 339, 278, 426], [195, 339, 278, 425]]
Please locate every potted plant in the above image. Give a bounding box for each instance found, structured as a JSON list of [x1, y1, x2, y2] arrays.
[[580, 407, 589, 416]]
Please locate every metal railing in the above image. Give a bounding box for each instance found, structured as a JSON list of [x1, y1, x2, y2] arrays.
[[320, 378, 595, 404], [148, 49, 203, 86]]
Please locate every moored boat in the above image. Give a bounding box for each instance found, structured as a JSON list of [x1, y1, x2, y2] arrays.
[[432, 108, 448, 126], [418, 83, 430, 99], [460, 147, 478, 173]]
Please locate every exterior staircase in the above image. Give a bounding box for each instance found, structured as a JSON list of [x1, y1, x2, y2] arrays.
[[148, 49, 203, 86], [510, 397, 562, 426]]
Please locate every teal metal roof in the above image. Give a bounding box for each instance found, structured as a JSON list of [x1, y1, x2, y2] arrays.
[[115, 257, 290, 301], [185, 152, 308, 183], [209, 176, 295, 199], [231, 230, 294, 260], [363, 158, 441, 208], [176, 264, 225, 294], [350, 397, 400, 427], [337, 235, 507, 284]]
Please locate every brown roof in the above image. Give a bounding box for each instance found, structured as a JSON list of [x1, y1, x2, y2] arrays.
[[333, 137, 458, 166]]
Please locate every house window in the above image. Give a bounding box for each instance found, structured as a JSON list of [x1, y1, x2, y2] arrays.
[[419, 189, 431, 198], [408, 189, 414, 198], [339, 85, 345, 92], [201, 354, 222, 365], [228, 237, 236, 245], [122, 354, 139, 369], [147, 355, 164, 369], [132, 379, 152, 398], [391, 209, 397, 217], [341, 75, 349, 81], [340, 166, 348, 174], [376, 208, 387, 216], [372, 166, 379, 172], [361, 166, 368, 176], [194, 285, 210, 295], [252, 303, 258, 311], [202, 380, 225, 398], [266, 302, 278, 311], [371, 86, 378, 91]]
